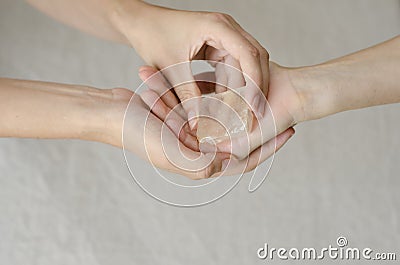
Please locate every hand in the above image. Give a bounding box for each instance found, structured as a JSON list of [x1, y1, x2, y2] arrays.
[[216, 62, 304, 159], [106, 87, 232, 179], [217, 36, 400, 159], [26, 0, 270, 127], [137, 66, 294, 176], [111, 1, 269, 125]]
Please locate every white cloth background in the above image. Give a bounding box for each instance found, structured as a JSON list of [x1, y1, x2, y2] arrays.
[[0, 0, 399, 264]]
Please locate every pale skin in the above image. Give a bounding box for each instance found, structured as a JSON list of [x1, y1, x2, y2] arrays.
[[215, 35, 400, 160], [1, 36, 399, 178], [2, 2, 399, 178], [140, 35, 400, 172], [0, 78, 292, 179], [1, 0, 277, 178], [26, 0, 270, 127]]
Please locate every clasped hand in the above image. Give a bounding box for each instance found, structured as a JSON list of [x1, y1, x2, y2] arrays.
[[126, 62, 298, 179]]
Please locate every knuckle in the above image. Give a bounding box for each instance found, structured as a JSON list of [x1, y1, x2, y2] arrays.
[[197, 164, 216, 179], [111, 87, 133, 100], [260, 48, 269, 60], [208, 12, 230, 24], [224, 13, 233, 20], [195, 169, 208, 180], [235, 152, 248, 161], [189, 173, 201, 180], [232, 140, 250, 160], [235, 144, 251, 159], [248, 46, 260, 57], [245, 163, 257, 173], [175, 89, 194, 102]]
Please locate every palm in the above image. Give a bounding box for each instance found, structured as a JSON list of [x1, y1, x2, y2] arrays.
[[135, 65, 295, 177], [216, 63, 301, 160]]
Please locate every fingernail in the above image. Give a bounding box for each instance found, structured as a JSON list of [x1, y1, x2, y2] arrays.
[[139, 66, 152, 73], [138, 69, 149, 78], [221, 159, 230, 171], [257, 96, 266, 117], [188, 110, 198, 130], [138, 72, 145, 81]]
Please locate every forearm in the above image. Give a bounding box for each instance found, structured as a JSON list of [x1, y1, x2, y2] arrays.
[[25, 0, 149, 45], [0, 78, 116, 143], [293, 35, 400, 121]]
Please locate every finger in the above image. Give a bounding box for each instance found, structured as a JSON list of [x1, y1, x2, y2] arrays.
[[244, 127, 294, 172], [186, 152, 231, 180], [157, 132, 229, 179], [216, 109, 277, 160], [139, 66, 187, 120], [141, 90, 199, 151], [205, 47, 228, 93], [215, 62, 228, 93], [162, 63, 202, 130], [207, 24, 263, 116], [225, 18, 269, 117], [246, 127, 295, 191], [205, 49, 245, 94], [126, 93, 223, 180], [146, 120, 228, 180], [216, 127, 295, 177], [226, 17, 270, 96], [223, 56, 245, 90], [138, 66, 180, 110]]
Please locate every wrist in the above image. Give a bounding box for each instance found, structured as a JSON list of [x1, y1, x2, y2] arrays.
[[108, 0, 157, 47], [68, 86, 117, 144], [287, 64, 338, 122], [89, 88, 133, 148], [0, 79, 128, 143]]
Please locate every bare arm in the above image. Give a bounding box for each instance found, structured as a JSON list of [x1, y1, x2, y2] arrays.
[[25, 0, 270, 122], [0, 79, 243, 178], [0, 78, 122, 144], [216, 35, 400, 158], [25, 0, 143, 44], [293, 35, 400, 121]]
